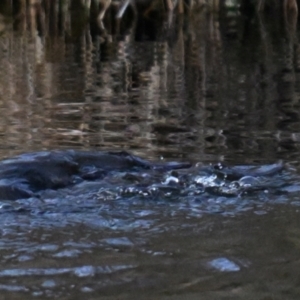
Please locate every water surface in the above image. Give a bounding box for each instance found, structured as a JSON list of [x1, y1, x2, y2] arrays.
[[0, 2, 299, 298]]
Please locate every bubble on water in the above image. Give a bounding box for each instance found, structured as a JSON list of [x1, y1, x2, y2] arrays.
[[73, 266, 95, 277], [81, 286, 94, 292], [163, 176, 179, 185], [41, 280, 56, 288], [0, 203, 14, 210], [239, 176, 259, 187], [37, 244, 59, 252], [208, 257, 240, 272], [53, 249, 82, 258], [102, 237, 133, 247], [18, 255, 33, 262], [194, 175, 217, 186], [229, 181, 240, 189]]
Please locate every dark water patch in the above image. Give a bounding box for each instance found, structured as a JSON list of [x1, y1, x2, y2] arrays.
[[0, 207, 299, 298]]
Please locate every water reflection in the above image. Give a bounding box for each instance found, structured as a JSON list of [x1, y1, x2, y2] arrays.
[[0, 1, 298, 162], [0, 1, 299, 299]]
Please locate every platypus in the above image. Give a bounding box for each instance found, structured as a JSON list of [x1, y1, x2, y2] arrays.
[[0, 150, 192, 200], [0, 150, 285, 201], [210, 161, 284, 181]]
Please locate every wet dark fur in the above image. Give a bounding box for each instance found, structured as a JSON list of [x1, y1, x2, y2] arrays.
[[0, 150, 192, 200], [0, 150, 284, 200]]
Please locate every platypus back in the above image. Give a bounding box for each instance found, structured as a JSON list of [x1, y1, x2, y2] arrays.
[[0, 150, 192, 200]]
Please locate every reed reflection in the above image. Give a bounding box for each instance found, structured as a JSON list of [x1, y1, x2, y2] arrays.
[[0, 1, 298, 163]]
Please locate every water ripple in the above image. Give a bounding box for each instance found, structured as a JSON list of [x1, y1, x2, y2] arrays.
[[0, 264, 136, 277]]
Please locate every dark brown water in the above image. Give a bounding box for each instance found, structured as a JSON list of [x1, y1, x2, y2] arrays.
[[0, 1, 300, 299]]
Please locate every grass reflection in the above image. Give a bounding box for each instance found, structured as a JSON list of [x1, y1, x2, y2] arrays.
[[0, 1, 298, 163]]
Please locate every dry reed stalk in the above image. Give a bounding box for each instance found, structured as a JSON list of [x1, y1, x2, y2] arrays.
[[258, 0, 298, 14]]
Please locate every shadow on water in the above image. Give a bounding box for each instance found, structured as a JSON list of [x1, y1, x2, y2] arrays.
[[0, 0, 299, 298]]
